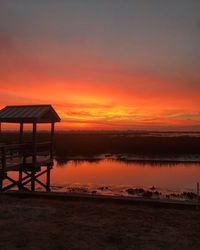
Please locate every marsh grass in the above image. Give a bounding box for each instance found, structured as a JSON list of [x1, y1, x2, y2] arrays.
[[1, 131, 200, 158]]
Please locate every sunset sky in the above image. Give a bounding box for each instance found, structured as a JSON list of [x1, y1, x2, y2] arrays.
[[0, 0, 200, 130]]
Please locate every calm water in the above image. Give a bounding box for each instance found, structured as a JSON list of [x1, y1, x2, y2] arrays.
[[6, 159, 200, 196], [49, 159, 200, 195]]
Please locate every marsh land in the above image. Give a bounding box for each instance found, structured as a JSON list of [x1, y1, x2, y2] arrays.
[[1, 131, 200, 159]]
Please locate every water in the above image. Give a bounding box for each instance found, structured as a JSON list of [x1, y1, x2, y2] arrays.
[[49, 159, 200, 197]]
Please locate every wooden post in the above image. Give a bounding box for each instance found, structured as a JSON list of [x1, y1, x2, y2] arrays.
[[19, 123, 23, 144], [50, 123, 55, 160], [0, 147, 6, 191], [46, 122, 54, 192], [31, 123, 37, 191], [18, 123, 23, 190], [0, 123, 2, 190], [0, 175, 2, 191]]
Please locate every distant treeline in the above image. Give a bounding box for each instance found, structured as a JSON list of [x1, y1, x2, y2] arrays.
[[1, 132, 200, 158]]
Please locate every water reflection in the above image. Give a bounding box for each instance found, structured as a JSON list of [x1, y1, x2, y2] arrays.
[[56, 158, 101, 166], [51, 158, 200, 195]]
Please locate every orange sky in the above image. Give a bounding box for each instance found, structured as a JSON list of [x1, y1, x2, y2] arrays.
[[0, 1, 200, 130]]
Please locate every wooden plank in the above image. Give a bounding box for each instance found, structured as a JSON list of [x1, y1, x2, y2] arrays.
[[1, 159, 52, 172]]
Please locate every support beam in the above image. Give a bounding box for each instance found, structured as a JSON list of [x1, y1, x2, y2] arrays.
[[0, 147, 6, 191], [0, 171, 3, 191], [2, 166, 52, 192], [50, 123, 55, 160], [18, 169, 23, 190], [19, 123, 24, 189], [19, 123, 23, 144], [46, 166, 51, 192], [31, 123, 37, 191], [0, 123, 2, 191], [2, 173, 31, 192], [22, 168, 50, 187]]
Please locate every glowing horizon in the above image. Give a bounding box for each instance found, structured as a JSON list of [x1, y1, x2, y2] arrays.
[[0, 1, 200, 130]]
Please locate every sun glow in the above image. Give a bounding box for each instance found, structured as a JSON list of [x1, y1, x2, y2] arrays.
[[0, 1, 199, 130]]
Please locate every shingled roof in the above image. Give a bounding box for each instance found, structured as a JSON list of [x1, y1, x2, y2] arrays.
[[0, 105, 61, 123]]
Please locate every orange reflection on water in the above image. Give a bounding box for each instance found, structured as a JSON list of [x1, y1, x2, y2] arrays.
[[52, 159, 200, 190]]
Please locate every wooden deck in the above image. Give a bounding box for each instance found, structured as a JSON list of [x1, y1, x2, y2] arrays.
[[0, 104, 60, 192], [0, 142, 54, 192], [1, 157, 53, 172]]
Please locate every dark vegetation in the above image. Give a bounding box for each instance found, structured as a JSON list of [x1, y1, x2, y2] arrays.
[[54, 133, 200, 158], [1, 131, 200, 159], [125, 188, 198, 200]]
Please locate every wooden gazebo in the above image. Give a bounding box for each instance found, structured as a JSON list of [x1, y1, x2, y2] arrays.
[[0, 105, 61, 192]]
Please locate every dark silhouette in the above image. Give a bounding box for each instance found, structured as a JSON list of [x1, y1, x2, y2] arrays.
[[1, 131, 200, 161], [0, 105, 60, 192]]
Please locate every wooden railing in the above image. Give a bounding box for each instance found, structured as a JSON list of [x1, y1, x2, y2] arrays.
[[0, 141, 53, 171]]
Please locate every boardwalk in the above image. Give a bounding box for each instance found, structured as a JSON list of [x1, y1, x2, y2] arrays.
[[0, 105, 60, 192]]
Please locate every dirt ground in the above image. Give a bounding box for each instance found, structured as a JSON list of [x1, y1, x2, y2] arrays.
[[0, 194, 200, 250]]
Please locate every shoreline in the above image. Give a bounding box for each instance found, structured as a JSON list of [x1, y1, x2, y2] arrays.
[[55, 154, 200, 164]]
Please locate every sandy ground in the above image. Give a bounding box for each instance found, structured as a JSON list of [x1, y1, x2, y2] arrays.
[[0, 194, 200, 250]]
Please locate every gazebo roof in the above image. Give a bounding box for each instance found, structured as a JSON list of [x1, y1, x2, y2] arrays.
[[0, 105, 61, 123]]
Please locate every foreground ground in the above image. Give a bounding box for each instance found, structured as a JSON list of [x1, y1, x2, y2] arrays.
[[0, 194, 200, 250]]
